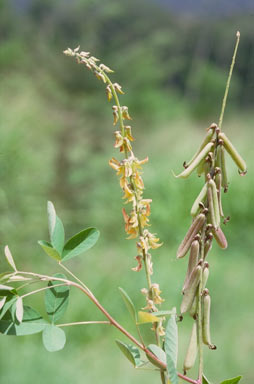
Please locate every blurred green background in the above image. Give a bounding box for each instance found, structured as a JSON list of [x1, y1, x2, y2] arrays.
[[0, 0, 253, 383]]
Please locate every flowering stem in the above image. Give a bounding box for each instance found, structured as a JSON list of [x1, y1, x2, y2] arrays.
[[57, 321, 111, 327]]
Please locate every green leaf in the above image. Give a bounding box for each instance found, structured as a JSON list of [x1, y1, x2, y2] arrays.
[[0, 284, 14, 291], [47, 201, 65, 254], [137, 311, 160, 324], [115, 339, 141, 367], [4, 246, 17, 271], [61, 227, 100, 262], [42, 324, 66, 352], [0, 296, 16, 320], [45, 273, 69, 323], [38, 240, 61, 261], [165, 314, 178, 367], [118, 287, 137, 322], [0, 306, 47, 335], [146, 344, 166, 369], [220, 376, 242, 384], [203, 375, 212, 384], [165, 314, 178, 384], [152, 310, 175, 317]]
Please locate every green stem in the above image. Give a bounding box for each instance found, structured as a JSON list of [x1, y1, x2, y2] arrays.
[[57, 321, 110, 327], [218, 31, 240, 130]]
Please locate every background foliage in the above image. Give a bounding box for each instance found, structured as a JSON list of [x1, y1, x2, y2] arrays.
[[0, 0, 253, 382]]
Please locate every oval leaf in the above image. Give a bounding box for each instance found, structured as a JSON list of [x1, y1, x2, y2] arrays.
[[0, 284, 14, 291], [165, 314, 178, 384], [61, 228, 100, 262], [138, 311, 160, 324], [146, 344, 166, 368], [15, 297, 24, 323], [42, 324, 66, 352], [45, 273, 69, 323], [47, 202, 65, 254], [115, 339, 141, 367], [220, 376, 242, 384], [118, 287, 137, 322], [38, 240, 61, 261], [165, 313, 178, 367], [0, 306, 47, 335], [4, 246, 17, 271]]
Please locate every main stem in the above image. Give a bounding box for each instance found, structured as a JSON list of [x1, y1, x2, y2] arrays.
[[218, 31, 240, 129]]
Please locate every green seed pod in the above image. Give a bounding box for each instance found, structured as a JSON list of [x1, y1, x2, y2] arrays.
[[215, 172, 224, 217], [196, 159, 205, 177], [220, 146, 229, 192], [207, 184, 216, 230], [191, 184, 208, 217], [183, 322, 197, 373], [177, 214, 206, 259], [202, 289, 216, 350], [189, 296, 198, 318], [185, 127, 215, 168], [208, 179, 220, 229], [182, 240, 200, 292], [175, 142, 214, 179], [181, 265, 202, 314], [202, 264, 209, 289], [212, 227, 228, 249], [219, 132, 247, 174]]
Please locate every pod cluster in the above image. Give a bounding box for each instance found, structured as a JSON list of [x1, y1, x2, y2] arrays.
[[176, 123, 247, 374]]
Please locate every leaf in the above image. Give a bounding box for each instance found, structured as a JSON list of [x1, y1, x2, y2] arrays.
[[118, 287, 137, 322], [0, 296, 16, 320], [0, 296, 7, 310], [0, 306, 47, 335], [61, 227, 100, 262], [45, 273, 69, 323], [152, 310, 175, 317], [42, 324, 66, 352], [165, 314, 178, 367], [137, 311, 160, 324], [38, 240, 61, 261], [15, 297, 24, 323], [115, 339, 141, 367], [4, 246, 17, 271], [146, 344, 166, 368], [203, 375, 212, 384], [47, 201, 65, 254], [165, 314, 178, 384], [0, 284, 14, 291], [220, 376, 242, 384]]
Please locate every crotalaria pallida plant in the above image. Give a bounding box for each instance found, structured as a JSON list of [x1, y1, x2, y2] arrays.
[[0, 32, 244, 384]]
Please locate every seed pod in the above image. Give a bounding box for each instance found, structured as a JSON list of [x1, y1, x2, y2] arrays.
[[220, 146, 228, 192], [212, 227, 228, 249], [208, 179, 220, 229], [202, 289, 216, 350], [181, 265, 202, 314], [185, 127, 215, 168], [182, 240, 200, 292], [177, 214, 206, 259], [204, 238, 213, 258], [215, 172, 224, 217], [207, 184, 216, 230], [191, 184, 208, 217], [183, 322, 197, 373], [196, 159, 205, 177], [219, 132, 247, 174], [189, 264, 209, 318], [175, 142, 214, 179]]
